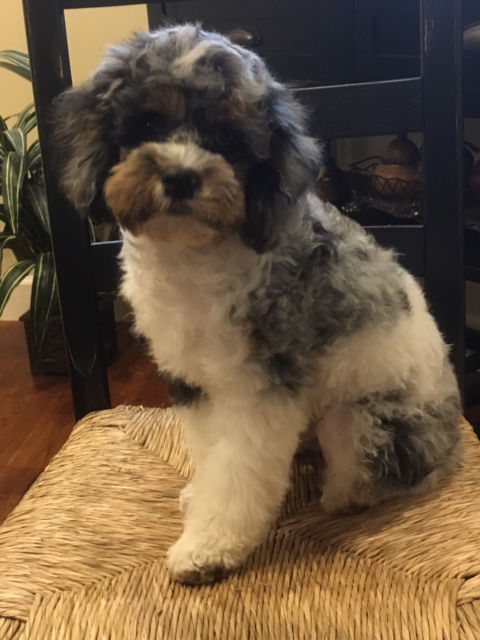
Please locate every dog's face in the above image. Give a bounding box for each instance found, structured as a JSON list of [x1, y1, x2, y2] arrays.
[[53, 25, 320, 251]]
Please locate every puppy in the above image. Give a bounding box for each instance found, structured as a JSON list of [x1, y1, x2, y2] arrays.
[[53, 24, 461, 585]]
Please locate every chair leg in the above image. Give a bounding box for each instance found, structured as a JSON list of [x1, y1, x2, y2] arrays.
[[421, 0, 465, 395], [23, 0, 111, 419], [147, 3, 166, 29]]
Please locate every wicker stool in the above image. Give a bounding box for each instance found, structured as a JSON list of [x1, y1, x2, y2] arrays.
[[0, 406, 479, 639]]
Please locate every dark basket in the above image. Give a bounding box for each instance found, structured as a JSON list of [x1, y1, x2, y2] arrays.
[[20, 294, 118, 376], [348, 162, 422, 199], [343, 160, 422, 222]]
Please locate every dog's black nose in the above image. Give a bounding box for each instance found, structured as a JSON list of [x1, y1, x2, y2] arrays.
[[162, 168, 201, 200]]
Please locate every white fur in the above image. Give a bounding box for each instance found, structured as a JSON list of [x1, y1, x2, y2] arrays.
[[119, 198, 455, 581]]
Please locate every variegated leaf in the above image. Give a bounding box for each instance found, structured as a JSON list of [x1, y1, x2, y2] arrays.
[[0, 116, 7, 162], [31, 252, 57, 349], [0, 232, 14, 247], [0, 204, 9, 226], [26, 139, 42, 172], [0, 232, 15, 274], [24, 179, 50, 236], [0, 51, 31, 81], [0, 259, 35, 316], [0, 116, 6, 156], [2, 150, 26, 234], [16, 103, 37, 136], [1, 128, 26, 155]]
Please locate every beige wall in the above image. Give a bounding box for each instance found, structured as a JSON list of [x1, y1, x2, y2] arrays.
[[0, 0, 31, 118], [65, 5, 149, 84], [0, 0, 148, 117]]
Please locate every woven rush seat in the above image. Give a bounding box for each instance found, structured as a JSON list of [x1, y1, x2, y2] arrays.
[[0, 406, 479, 639]]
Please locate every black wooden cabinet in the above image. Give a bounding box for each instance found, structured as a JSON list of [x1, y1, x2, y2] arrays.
[[154, 0, 480, 116], [160, 0, 422, 85], [354, 0, 480, 117], [157, 1, 357, 86], [354, 0, 421, 81]]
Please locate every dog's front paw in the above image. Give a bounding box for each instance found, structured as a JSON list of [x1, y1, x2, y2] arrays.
[[166, 533, 240, 585]]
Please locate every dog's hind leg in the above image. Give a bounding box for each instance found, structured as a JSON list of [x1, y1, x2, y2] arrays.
[[316, 393, 461, 514]]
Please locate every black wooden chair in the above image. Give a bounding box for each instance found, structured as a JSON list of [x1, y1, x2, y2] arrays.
[[22, 0, 464, 419]]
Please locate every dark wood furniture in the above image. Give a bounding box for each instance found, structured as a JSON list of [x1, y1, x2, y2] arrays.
[[22, 0, 464, 419]]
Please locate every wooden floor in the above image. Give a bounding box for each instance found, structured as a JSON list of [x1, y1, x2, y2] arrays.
[[1, 320, 480, 526], [0, 321, 170, 524]]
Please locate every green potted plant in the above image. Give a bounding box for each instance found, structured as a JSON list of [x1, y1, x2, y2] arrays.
[[0, 51, 118, 374]]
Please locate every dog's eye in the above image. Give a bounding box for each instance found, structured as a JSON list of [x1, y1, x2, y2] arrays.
[[140, 112, 167, 137], [215, 125, 234, 146], [117, 111, 170, 148], [191, 107, 207, 129]]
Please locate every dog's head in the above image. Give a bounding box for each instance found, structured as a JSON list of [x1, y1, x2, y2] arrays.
[[53, 24, 320, 251]]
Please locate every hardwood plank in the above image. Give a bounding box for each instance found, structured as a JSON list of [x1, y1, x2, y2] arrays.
[[0, 321, 170, 524]]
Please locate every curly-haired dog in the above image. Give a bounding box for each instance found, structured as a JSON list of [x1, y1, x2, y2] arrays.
[[53, 25, 461, 585]]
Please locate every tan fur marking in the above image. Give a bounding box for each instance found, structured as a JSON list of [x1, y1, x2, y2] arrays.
[[104, 142, 245, 247], [212, 99, 245, 123], [104, 151, 161, 234], [144, 83, 186, 123]]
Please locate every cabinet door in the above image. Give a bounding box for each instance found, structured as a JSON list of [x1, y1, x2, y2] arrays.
[[355, 0, 420, 81], [165, 0, 356, 86]]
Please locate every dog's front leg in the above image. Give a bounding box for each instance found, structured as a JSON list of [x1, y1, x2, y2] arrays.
[[167, 393, 305, 584]]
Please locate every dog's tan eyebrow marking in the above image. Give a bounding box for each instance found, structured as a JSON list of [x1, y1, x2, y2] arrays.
[[199, 99, 244, 127], [215, 99, 244, 122], [144, 84, 186, 122]]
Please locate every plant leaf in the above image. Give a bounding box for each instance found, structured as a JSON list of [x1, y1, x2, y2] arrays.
[[0, 51, 31, 81], [16, 103, 36, 136], [24, 179, 50, 236], [5, 236, 35, 263], [0, 259, 34, 316], [2, 150, 26, 234], [31, 252, 57, 349], [0, 232, 15, 274], [2, 128, 26, 155], [0, 233, 14, 248], [0, 116, 7, 160], [0, 203, 9, 226], [26, 139, 42, 172]]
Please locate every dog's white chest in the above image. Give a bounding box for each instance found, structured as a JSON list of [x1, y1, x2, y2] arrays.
[[120, 235, 264, 389]]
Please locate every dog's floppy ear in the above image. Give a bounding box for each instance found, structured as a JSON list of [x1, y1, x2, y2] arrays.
[[51, 86, 117, 222], [241, 88, 321, 253]]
